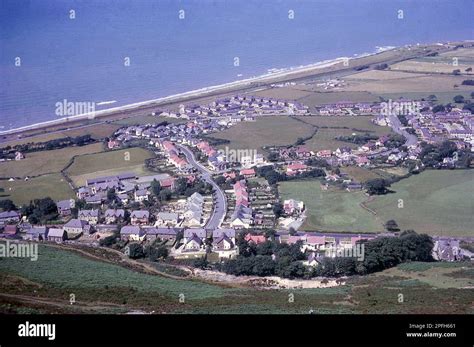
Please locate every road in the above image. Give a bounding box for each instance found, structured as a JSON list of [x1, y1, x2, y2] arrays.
[[177, 144, 227, 229], [388, 114, 418, 147]]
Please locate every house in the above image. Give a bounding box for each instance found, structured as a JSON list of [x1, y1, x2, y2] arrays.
[[244, 233, 266, 244], [212, 229, 237, 257], [24, 226, 47, 241], [144, 227, 179, 242], [78, 209, 99, 224], [240, 168, 256, 178], [130, 210, 150, 225], [117, 194, 129, 205], [120, 226, 145, 241], [47, 228, 66, 243], [104, 209, 125, 224], [0, 211, 20, 224], [304, 252, 323, 267], [316, 150, 332, 158], [286, 162, 308, 176], [283, 199, 305, 215], [134, 189, 150, 202], [356, 156, 370, 167], [156, 212, 180, 227], [3, 224, 18, 236], [182, 228, 207, 252], [57, 199, 74, 216], [63, 219, 89, 237], [230, 205, 253, 228]]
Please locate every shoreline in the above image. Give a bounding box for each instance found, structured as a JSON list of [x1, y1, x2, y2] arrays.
[[1, 40, 469, 138], [0, 46, 395, 136]]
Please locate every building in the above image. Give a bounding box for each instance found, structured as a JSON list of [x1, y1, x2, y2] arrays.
[[182, 228, 207, 252], [0, 211, 20, 224], [134, 189, 150, 202], [144, 227, 179, 242], [120, 226, 145, 241], [47, 228, 66, 243], [24, 226, 48, 241], [57, 199, 74, 216], [130, 210, 150, 225], [78, 209, 99, 225], [104, 209, 125, 224], [156, 212, 180, 227], [63, 219, 89, 237], [212, 229, 237, 258]]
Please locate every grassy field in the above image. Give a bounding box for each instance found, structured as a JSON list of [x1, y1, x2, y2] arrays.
[[345, 70, 473, 94], [366, 170, 474, 236], [0, 143, 103, 178], [1, 123, 120, 147], [66, 147, 154, 186], [390, 47, 474, 75], [296, 91, 380, 110], [279, 170, 474, 236], [295, 116, 392, 152], [278, 180, 382, 232], [0, 173, 75, 205], [212, 116, 314, 155], [0, 245, 472, 314]]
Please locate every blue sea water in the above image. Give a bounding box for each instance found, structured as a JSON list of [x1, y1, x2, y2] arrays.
[[0, 0, 473, 129]]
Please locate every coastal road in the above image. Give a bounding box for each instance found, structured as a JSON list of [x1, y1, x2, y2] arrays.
[[177, 144, 227, 229]]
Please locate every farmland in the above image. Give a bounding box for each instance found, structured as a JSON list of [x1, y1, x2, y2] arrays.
[[0, 143, 103, 178], [0, 245, 472, 314], [0, 173, 75, 205], [278, 180, 382, 232], [366, 170, 474, 236], [65, 147, 154, 186]]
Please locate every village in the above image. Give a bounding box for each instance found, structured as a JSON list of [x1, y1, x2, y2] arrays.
[[1, 91, 473, 273]]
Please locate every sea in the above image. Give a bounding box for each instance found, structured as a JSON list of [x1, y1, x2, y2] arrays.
[[0, 0, 473, 130]]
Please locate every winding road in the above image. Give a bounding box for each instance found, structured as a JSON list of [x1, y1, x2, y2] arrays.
[[177, 144, 227, 229]]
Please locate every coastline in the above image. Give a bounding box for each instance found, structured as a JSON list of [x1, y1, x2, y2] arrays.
[[1, 40, 468, 139], [0, 47, 394, 136]]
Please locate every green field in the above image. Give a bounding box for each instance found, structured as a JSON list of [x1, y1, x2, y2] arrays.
[[278, 180, 382, 232], [212, 116, 313, 155], [279, 170, 474, 235], [0, 143, 103, 178], [66, 147, 154, 186], [0, 173, 75, 205], [294, 116, 392, 152], [0, 245, 472, 314], [366, 170, 474, 236]]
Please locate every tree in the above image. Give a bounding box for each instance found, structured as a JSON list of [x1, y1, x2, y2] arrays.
[[193, 256, 209, 269], [273, 202, 284, 218], [256, 240, 274, 256], [385, 219, 400, 232], [365, 178, 391, 195], [107, 188, 117, 202], [432, 104, 446, 113], [151, 179, 161, 196], [453, 95, 465, 103], [159, 189, 172, 201], [147, 244, 169, 261], [128, 243, 144, 259], [0, 199, 17, 211], [267, 152, 279, 162]]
